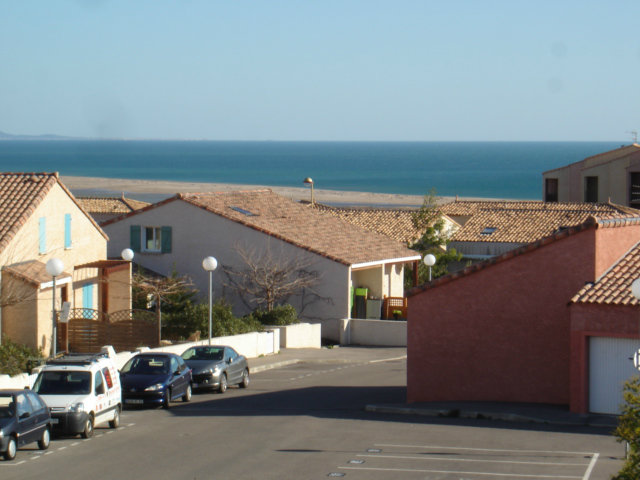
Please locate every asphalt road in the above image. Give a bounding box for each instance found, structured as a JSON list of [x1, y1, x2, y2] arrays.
[[0, 347, 625, 480]]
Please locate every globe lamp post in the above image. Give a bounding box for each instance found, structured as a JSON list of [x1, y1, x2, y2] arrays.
[[202, 256, 218, 345], [45, 258, 64, 357]]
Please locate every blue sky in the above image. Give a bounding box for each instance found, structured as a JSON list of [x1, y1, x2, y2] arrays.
[[1, 1, 639, 141]]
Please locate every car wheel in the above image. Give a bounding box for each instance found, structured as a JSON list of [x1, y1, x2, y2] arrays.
[[3, 437, 17, 461], [109, 407, 121, 428], [162, 388, 171, 409], [182, 383, 192, 402], [218, 373, 227, 394], [38, 427, 51, 450], [81, 415, 94, 439], [240, 369, 250, 388]]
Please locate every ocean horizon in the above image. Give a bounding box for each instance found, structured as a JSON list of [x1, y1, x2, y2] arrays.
[[0, 140, 624, 200]]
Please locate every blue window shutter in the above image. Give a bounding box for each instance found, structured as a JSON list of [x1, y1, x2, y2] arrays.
[[82, 284, 94, 318], [130, 225, 141, 252], [64, 213, 72, 248], [161, 226, 172, 253], [38, 217, 46, 254]]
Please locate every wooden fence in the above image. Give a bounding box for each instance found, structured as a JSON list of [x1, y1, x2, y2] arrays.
[[58, 309, 158, 353]]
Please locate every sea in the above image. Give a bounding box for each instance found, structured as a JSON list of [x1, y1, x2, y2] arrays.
[[0, 140, 624, 201]]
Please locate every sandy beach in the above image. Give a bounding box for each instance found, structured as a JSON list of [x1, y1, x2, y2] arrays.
[[61, 175, 431, 207]]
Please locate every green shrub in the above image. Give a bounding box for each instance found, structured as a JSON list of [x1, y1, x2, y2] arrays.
[[0, 338, 44, 376], [163, 299, 263, 341], [613, 376, 640, 479], [249, 304, 299, 326]]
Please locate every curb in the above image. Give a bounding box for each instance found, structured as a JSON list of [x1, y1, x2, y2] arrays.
[[250, 359, 300, 373], [364, 404, 616, 428]]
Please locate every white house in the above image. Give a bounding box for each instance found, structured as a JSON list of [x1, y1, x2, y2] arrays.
[[101, 189, 421, 340]]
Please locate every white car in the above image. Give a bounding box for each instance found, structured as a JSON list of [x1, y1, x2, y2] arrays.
[[33, 353, 122, 438]]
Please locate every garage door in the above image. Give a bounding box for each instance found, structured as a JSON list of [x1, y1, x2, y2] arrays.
[[589, 337, 640, 414]]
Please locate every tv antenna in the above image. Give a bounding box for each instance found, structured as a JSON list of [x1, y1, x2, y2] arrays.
[[626, 130, 638, 144]]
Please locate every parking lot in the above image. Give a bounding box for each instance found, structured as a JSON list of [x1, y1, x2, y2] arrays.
[[0, 347, 625, 480]]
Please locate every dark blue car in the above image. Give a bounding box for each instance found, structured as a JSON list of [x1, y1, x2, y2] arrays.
[[120, 353, 192, 409], [0, 389, 52, 461]]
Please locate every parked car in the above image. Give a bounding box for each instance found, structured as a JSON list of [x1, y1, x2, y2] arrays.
[[32, 353, 122, 438], [0, 389, 52, 460], [181, 345, 249, 393], [120, 353, 192, 408]]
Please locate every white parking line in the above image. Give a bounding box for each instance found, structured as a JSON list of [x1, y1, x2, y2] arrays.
[[355, 443, 600, 480], [340, 465, 583, 478], [375, 443, 597, 456], [583, 453, 599, 480], [357, 453, 589, 467]]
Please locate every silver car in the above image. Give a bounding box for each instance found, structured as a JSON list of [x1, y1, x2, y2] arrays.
[[181, 346, 249, 393]]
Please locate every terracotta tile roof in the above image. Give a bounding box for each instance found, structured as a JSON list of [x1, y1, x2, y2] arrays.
[[441, 200, 637, 244], [178, 190, 421, 266], [543, 143, 640, 174], [571, 241, 640, 305], [0, 172, 108, 254], [312, 203, 423, 245], [3, 260, 72, 286], [409, 213, 640, 297], [76, 196, 150, 214]]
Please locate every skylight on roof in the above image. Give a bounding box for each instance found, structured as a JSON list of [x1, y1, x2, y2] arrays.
[[480, 227, 497, 235], [230, 206, 256, 216]]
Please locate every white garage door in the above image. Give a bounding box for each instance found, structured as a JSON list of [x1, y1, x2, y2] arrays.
[[589, 337, 640, 414]]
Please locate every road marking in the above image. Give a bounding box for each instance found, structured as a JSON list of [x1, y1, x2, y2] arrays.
[[357, 453, 589, 467], [583, 453, 599, 480], [375, 444, 597, 456], [340, 465, 583, 478], [57, 446, 67, 451], [368, 355, 407, 364]]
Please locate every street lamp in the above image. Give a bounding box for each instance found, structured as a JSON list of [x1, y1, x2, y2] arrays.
[[45, 257, 64, 357], [423, 254, 436, 282], [202, 256, 218, 345], [121, 248, 134, 262], [303, 177, 315, 205]]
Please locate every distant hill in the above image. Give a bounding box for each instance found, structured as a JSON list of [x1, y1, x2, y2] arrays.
[[0, 130, 78, 141]]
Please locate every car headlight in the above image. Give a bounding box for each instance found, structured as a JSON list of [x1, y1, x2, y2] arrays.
[[69, 402, 84, 413], [0, 429, 4, 439], [145, 383, 164, 391]]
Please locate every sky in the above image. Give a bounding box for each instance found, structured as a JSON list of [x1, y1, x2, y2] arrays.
[[1, 1, 639, 142]]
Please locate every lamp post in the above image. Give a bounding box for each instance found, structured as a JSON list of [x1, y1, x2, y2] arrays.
[[303, 177, 315, 205], [423, 254, 436, 282], [121, 248, 134, 262], [202, 256, 218, 345], [45, 258, 64, 357]]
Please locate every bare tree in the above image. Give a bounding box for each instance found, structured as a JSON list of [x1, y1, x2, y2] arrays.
[[222, 244, 325, 313], [132, 268, 194, 344]]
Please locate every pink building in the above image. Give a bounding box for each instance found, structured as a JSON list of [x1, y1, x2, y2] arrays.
[[407, 215, 640, 414]]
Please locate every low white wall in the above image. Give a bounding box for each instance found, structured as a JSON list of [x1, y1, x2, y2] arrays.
[[339, 318, 406, 347], [0, 329, 280, 389], [268, 323, 321, 349]]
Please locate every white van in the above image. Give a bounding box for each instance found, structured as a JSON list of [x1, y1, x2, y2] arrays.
[[32, 353, 122, 438]]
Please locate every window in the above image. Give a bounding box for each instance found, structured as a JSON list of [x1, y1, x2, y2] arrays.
[[131, 225, 172, 253], [584, 176, 598, 203], [630, 173, 640, 207], [64, 213, 72, 248], [39, 217, 46, 254], [144, 227, 162, 252], [94, 371, 105, 395], [545, 178, 558, 202], [480, 227, 497, 236]]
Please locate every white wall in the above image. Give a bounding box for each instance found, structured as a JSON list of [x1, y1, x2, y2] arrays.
[[339, 318, 407, 346]]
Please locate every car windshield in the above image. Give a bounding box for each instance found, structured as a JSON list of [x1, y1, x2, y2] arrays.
[[33, 371, 92, 395], [122, 356, 170, 375], [182, 347, 224, 361], [0, 396, 15, 418]]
